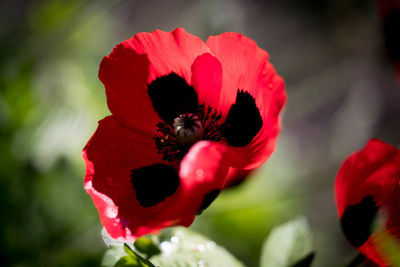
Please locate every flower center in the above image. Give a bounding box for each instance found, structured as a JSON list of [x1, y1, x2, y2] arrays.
[[173, 113, 204, 146], [153, 104, 224, 162]]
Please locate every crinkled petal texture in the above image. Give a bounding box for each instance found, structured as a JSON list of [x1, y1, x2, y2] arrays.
[[206, 32, 286, 184], [335, 139, 400, 266], [84, 28, 286, 240]]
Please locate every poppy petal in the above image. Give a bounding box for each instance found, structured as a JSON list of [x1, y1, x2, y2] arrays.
[[119, 140, 230, 232], [83, 116, 180, 239], [99, 44, 159, 136], [173, 140, 229, 216], [335, 139, 400, 217], [191, 52, 223, 110], [99, 28, 212, 133], [130, 28, 211, 83], [206, 32, 286, 169], [385, 186, 400, 232], [361, 187, 400, 267], [335, 139, 400, 265]]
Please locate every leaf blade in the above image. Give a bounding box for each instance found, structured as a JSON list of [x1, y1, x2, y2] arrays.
[[260, 216, 314, 267]]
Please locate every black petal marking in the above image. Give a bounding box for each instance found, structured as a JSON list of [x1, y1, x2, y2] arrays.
[[340, 196, 379, 247], [130, 164, 180, 207], [148, 73, 199, 125], [222, 90, 263, 147], [383, 10, 400, 60], [197, 189, 221, 215]]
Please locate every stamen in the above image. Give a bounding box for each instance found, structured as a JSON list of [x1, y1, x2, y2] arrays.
[[153, 105, 224, 162], [198, 104, 224, 142], [153, 122, 187, 162], [173, 113, 204, 146]]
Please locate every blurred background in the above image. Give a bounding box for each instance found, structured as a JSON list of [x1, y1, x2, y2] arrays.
[[1, 0, 399, 266]]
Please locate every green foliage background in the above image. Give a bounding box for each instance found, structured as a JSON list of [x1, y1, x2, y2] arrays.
[[1, 0, 399, 266]]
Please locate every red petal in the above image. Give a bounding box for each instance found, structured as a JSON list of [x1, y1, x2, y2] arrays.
[[206, 32, 286, 169], [358, 225, 400, 267], [129, 28, 211, 83], [335, 139, 400, 217], [359, 235, 390, 266], [385, 186, 400, 232], [357, 188, 400, 266], [335, 139, 400, 266], [117, 141, 230, 235], [191, 53, 223, 109], [83, 117, 230, 239], [83, 116, 179, 239], [366, 187, 400, 266], [171, 141, 229, 217], [99, 43, 159, 135], [99, 28, 212, 133], [180, 140, 229, 196]]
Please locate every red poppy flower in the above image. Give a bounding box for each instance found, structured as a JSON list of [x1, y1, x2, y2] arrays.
[[83, 28, 286, 241], [335, 139, 400, 266]]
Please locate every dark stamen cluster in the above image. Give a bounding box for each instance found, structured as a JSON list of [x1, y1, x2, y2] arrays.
[[153, 122, 188, 162], [197, 104, 224, 142], [153, 104, 224, 162]]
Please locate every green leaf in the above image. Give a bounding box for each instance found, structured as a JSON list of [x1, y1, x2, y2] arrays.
[[114, 253, 155, 267], [101, 244, 156, 267], [114, 256, 141, 267], [102, 245, 129, 267], [150, 227, 245, 267], [102, 228, 243, 267], [134, 236, 161, 258], [260, 216, 314, 267], [117, 244, 155, 267]]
